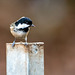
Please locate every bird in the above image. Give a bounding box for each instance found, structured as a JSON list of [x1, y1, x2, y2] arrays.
[[10, 17, 35, 47]]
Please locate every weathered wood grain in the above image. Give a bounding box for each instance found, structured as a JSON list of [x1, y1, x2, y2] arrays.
[[6, 42, 44, 75]]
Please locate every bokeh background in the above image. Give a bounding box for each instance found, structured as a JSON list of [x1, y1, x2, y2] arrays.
[[0, 0, 75, 75]]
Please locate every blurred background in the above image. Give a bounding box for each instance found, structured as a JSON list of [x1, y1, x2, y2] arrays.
[[0, 0, 75, 75]]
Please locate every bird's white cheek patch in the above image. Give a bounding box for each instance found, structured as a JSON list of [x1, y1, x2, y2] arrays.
[[16, 23, 29, 29]]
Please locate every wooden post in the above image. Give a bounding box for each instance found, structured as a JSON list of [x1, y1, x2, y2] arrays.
[[6, 42, 44, 75]]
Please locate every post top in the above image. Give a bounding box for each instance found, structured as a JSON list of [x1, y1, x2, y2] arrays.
[[6, 42, 44, 45]]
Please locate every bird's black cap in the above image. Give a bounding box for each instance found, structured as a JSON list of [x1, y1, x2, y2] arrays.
[[15, 17, 32, 26]]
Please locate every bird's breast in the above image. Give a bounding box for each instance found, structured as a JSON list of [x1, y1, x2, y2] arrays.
[[10, 30, 27, 39], [10, 25, 30, 39]]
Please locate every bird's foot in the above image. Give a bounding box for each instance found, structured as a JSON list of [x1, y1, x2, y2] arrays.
[[12, 41, 15, 47], [24, 42, 28, 46]]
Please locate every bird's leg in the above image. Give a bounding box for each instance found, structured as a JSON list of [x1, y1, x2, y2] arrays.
[[12, 38, 16, 47], [25, 36, 28, 45]]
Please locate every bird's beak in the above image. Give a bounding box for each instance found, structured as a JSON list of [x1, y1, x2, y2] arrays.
[[31, 24, 35, 27]]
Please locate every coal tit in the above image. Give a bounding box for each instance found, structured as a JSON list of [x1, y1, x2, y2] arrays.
[[10, 17, 35, 47]]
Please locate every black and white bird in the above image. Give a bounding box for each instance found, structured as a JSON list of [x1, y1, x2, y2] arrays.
[[10, 17, 35, 47]]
